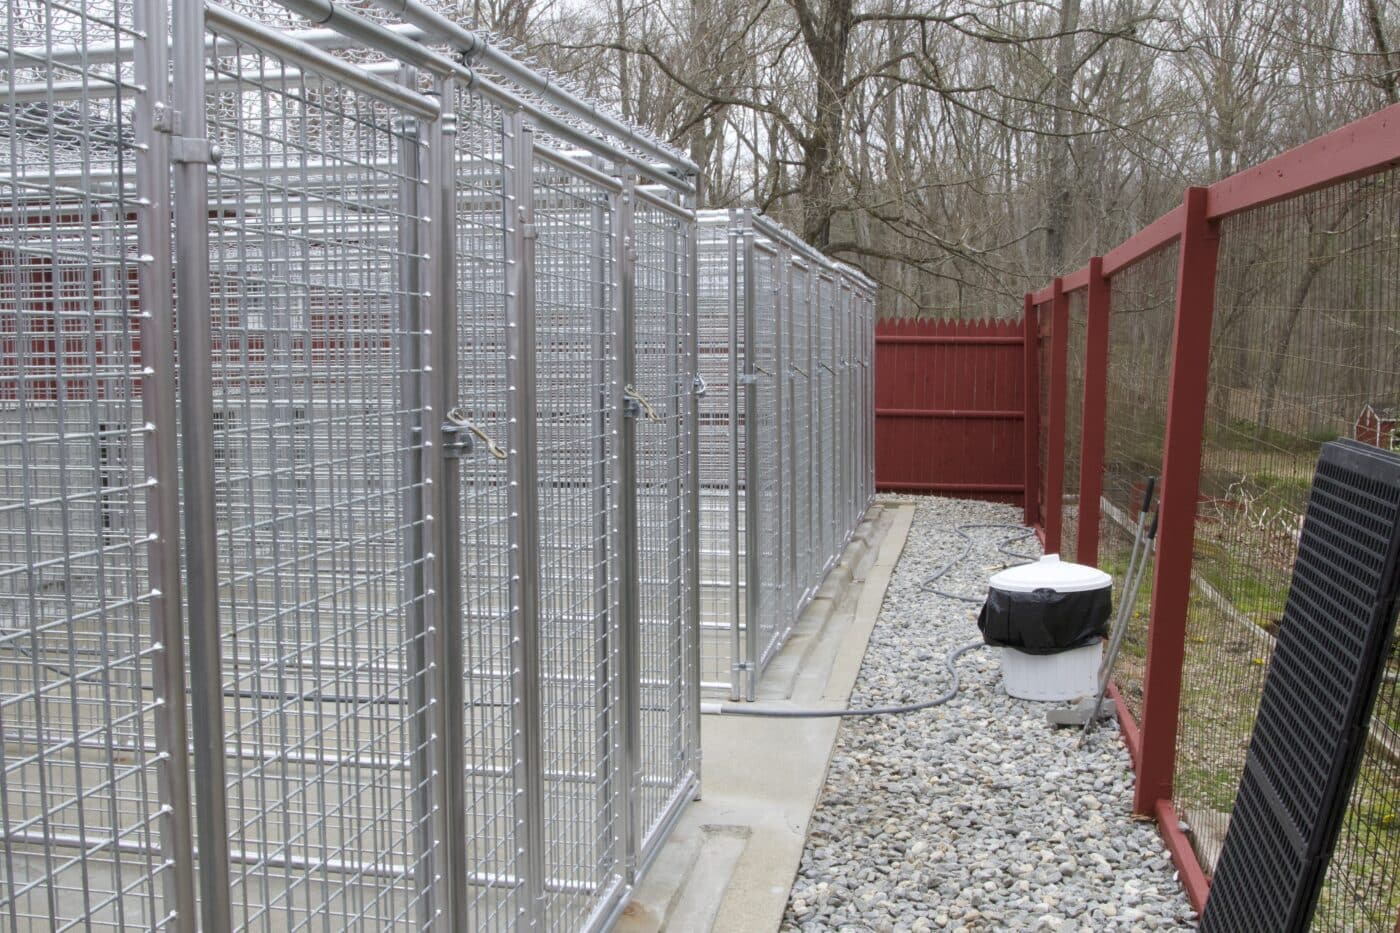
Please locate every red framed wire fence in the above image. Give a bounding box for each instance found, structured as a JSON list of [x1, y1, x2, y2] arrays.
[[1024, 104, 1400, 926]]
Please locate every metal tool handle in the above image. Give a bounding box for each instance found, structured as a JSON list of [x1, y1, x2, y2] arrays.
[[1140, 475, 1156, 515], [1080, 475, 1159, 744]]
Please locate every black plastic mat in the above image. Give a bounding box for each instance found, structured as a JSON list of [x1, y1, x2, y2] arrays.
[[1201, 440, 1400, 932]]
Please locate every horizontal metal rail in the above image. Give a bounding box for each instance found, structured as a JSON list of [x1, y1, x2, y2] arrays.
[[205, 3, 439, 119]]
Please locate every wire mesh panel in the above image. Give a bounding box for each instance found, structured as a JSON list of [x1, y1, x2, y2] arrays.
[[694, 217, 740, 694], [1062, 288, 1087, 562], [630, 191, 698, 860], [528, 155, 625, 930], [451, 90, 523, 930], [749, 239, 783, 674], [789, 261, 814, 608], [1100, 246, 1179, 724], [816, 272, 835, 571], [1036, 301, 1052, 532], [201, 24, 435, 929], [0, 0, 192, 926], [1172, 168, 1400, 929]]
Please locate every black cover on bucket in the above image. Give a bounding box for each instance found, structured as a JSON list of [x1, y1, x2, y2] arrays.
[[978, 586, 1112, 655]]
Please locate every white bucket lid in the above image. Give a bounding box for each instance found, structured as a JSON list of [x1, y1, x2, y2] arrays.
[[987, 554, 1112, 594]]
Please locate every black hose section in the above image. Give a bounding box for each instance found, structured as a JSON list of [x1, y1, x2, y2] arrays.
[[712, 642, 988, 718], [711, 520, 1039, 719], [922, 522, 1037, 603]]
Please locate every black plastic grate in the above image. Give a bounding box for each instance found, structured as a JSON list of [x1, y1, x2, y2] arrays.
[[1201, 439, 1400, 933]]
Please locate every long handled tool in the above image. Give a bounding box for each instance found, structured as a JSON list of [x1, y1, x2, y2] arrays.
[[1077, 477, 1159, 745]]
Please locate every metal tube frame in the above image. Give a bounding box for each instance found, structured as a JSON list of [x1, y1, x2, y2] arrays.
[[615, 177, 643, 877], [740, 211, 760, 701], [169, 0, 232, 927], [503, 111, 549, 924]]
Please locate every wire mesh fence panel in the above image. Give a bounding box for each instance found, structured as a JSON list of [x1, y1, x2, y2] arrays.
[[694, 219, 740, 694], [0, 0, 192, 926], [789, 262, 814, 606], [630, 193, 696, 858], [527, 159, 625, 930], [692, 214, 874, 698], [201, 25, 436, 929], [1172, 167, 1400, 928], [451, 90, 525, 930], [778, 255, 797, 634], [1100, 245, 1179, 724], [818, 272, 836, 570], [1062, 289, 1087, 562], [1036, 302, 1052, 533], [749, 240, 783, 674]]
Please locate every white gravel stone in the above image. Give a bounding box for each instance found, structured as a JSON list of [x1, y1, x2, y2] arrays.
[[782, 496, 1198, 931]]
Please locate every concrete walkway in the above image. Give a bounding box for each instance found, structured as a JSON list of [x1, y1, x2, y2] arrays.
[[619, 501, 914, 932]]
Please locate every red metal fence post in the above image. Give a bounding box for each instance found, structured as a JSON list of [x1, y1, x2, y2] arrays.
[[1133, 187, 1220, 816], [1022, 295, 1040, 527], [1044, 279, 1069, 554], [1077, 258, 1109, 565]]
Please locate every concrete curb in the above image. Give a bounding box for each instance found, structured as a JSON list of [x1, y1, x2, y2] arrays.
[[619, 504, 917, 932]]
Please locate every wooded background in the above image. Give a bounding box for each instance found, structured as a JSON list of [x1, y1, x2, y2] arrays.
[[423, 0, 1400, 318]]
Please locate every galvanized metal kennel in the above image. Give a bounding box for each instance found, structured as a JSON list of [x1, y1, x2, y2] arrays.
[[0, 0, 707, 928], [696, 211, 876, 700]]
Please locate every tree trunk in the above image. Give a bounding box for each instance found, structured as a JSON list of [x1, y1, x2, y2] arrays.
[[1044, 0, 1081, 274], [791, 0, 855, 248]]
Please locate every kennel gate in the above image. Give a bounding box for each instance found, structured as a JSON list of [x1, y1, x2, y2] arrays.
[[695, 211, 876, 701]]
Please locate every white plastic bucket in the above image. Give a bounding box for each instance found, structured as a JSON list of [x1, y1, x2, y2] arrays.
[[1000, 642, 1102, 701]]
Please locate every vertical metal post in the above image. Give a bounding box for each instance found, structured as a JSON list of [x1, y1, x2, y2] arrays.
[[856, 294, 868, 504], [725, 214, 741, 702], [169, 2, 231, 928], [425, 74, 467, 929], [812, 274, 819, 572], [665, 214, 684, 758], [740, 211, 760, 701], [1045, 278, 1069, 554], [662, 206, 699, 793], [1134, 188, 1219, 816], [842, 282, 853, 534], [1021, 294, 1041, 528], [615, 178, 642, 875], [133, 0, 196, 923], [772, 246, 786, 635], [396, 73, 431, 926], [817, 273, 823, 574], [823, 274, 834, 551], [1077, 257, 1111, 566], [682, 195, 703, 783], [784, 255, 799, 622], [589, 188, 616, 873], [503, 110, 547, 923]]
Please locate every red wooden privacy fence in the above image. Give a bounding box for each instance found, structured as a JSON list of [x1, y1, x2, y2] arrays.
[[875, 102, 1400, 929], [874, 318, 1025, 502]]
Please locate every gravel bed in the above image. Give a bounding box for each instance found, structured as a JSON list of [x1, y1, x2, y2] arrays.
[[783, 495, 1198, 932]]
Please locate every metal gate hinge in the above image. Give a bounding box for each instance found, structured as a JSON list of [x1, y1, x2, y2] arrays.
[[692, 374, 708, 398], [738, 373, 758, 386], [171, 137, 222, 165], [520, 222, 537, 241]]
